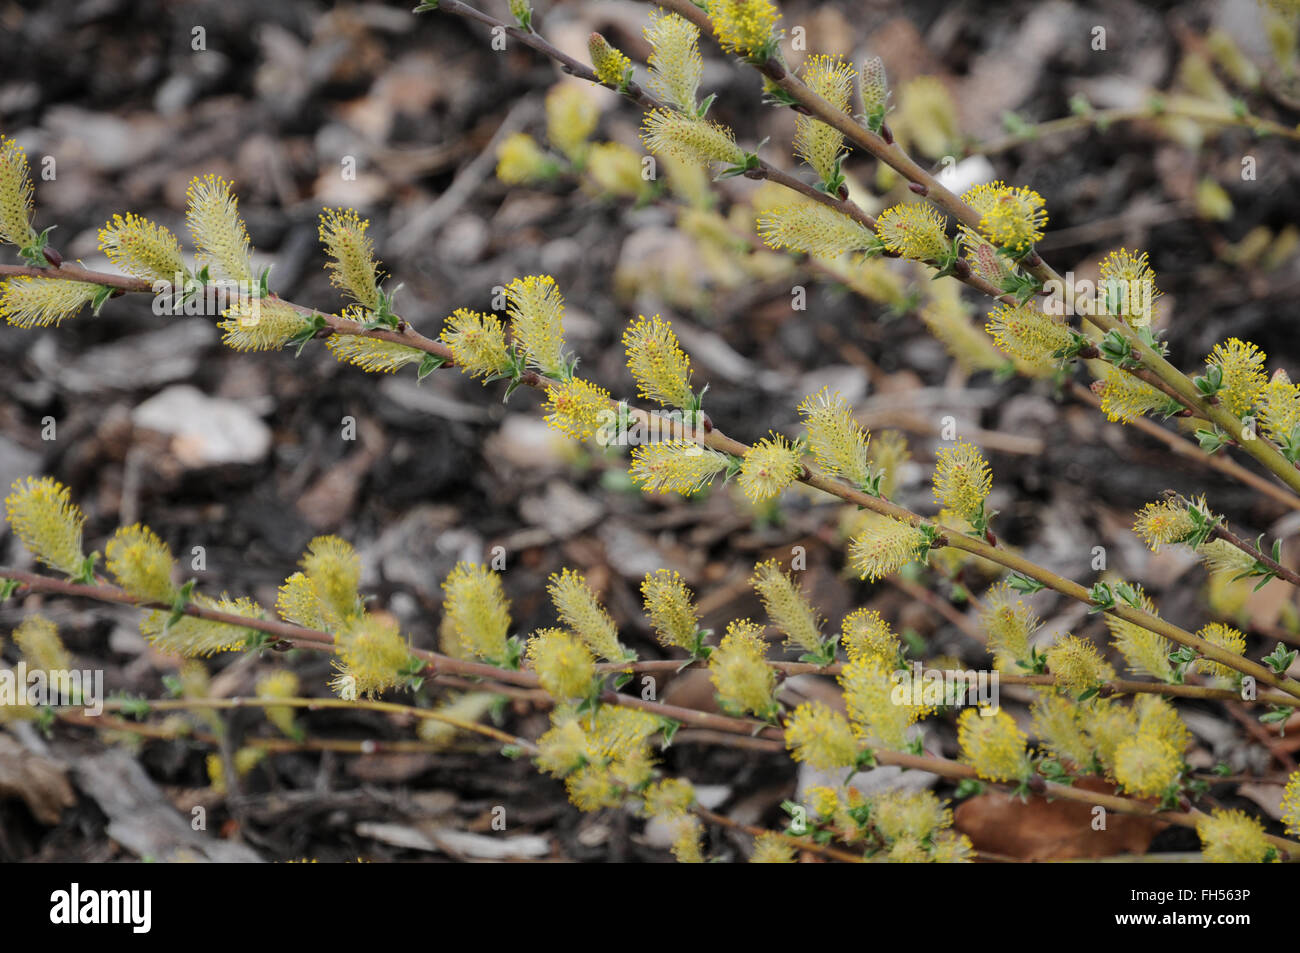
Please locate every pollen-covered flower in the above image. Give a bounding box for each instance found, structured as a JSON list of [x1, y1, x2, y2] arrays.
[[980, 580, 1039, 672], [932, 440, 991, 524], [4, 476, 87, 576], [326, 332, 425, 374], [645, 10, 703, 113], [866, 430, 909, 499], [669, 815, 706, 863], [256, 670, 301, 739], [142, 594, 262, 656], [441, 562, 512, 663], [1030, 693, 1095, 769], [0, 136, 37, 247], [896, 76, 959, 158], [784, 702, 859, 769], [1132, 499, 1195, 551], [1091, 362, 1168, 423], [750, 560, 822, 653], [504, 274, 568, 377], [318, 208, 382, 311], [1135, 693, 1190, 755], [276, 536, 363, 631], [641, 776, 696, 819], [545, 84, 599, 163], [105, 524, 179, 603], [589, 32, 632, 86], [495, 132, 557, 185], [962, 231, 1010, 284], [1045, 635, 1115, 696], [1196, 537, 1256, 578], [185, 174, 254, 283], [1097, 248, 1161, 327], [548, 568, 630, 662], [961, 180, 1047, 253], [708, 0, 781, 58], [957, 707, 1031, 783], [919, 280, 1006, 375], [1196, 809, 1274, 863], [526, 627, 596, 701], [438, 308, 510, 381], [985, 301, 1071, 375], [1113, 734, 1181, 797], [877, 203, 950, 262], [335, 614, 411, 698], [840, 656, 924, 750], [623, 314, 694, 410], [840, 608, 901, 666], [217, 298, 312, 351], [848, 514, 929, 581], [708, 619, 777, 718], [1282, 771, 1300, 837], [1104, 583, 1173, 681], [737, 432, 802, 502], [873, 789, 952, 843], [629, 441, 730, 495], [641, 109, 746, 169], [1260, 369, 1300, 447], [13, 615, 71, 672], [794, 55, 855, 186], [586, 142, 651, 199], [756, 203, 877, 258], [749, 831, 796, 863], [535, 711, 590, 777], [1193, 622, 1247, 680], [1207, 337, 1267, 417], [0, 276, 100, 329], [798, 388, 871, 487], [98, 213, 188, 282], [641, 569, 700, 652], [543, 377, 614, 442]]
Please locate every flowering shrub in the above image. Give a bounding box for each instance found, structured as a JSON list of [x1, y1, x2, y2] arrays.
[[3, 0, 1300, 864]]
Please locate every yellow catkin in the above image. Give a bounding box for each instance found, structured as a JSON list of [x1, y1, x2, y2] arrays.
[[784, 702, 859, 769], [957, 708, 1031, 782], [932, 440, 992, 524], [749, 831, 796, 863], [708, 620, 777, 718], [545, 84, 599, 163], [105, 524, 179, 603], [185, 174, 254, 283], [737, 433, 802, 502], [0, 277, 100, 329], [961, 180, 1047, 252], [980, 580, 1039, 672], [318, 208, 382, 310], [644, 11, 702, 113], [13, 615, 72, 672], [876, 203, 950, 261], [1044, 635, 1115, 696], [98, 213, 188, 282], [543, 377, 614, 443], [439, 308, 510, 381], [217, 299, 312, 351], [1097, 248, 1160, 327], [840, 608, 901, 666], [1192, 622, 1247, 680], [496, 133, 555, 185], [623, 314, 694, 409], [589, 33, 632, 86], [0, 135, 37, 247], [985, 301, 1072, 375], [1207, 337, 1267, 417], [326, 332, 425, 374], [548, 568, 630, 662], [441, 562, 512, 663], [756, 203, 877, 258], [640, 569, 700, 652], [4, 476, 86, 576], [750, 559, 822, 653], [1132, 499, 1195, 551], [141, 594, 262, 657], [526, 627, 596, 700], [504, 274, 568, 377], [708, 0, 781, 58], [641, 109, 746, 168], [629, 441, 730, 495], [798, 388, 870, 487], [1196, 809, 1274, 863], [794, 55, 855, 185], [848, 514, 928, 581]]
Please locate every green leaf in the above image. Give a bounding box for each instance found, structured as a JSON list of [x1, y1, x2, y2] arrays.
[[417, 353, 447, 380]]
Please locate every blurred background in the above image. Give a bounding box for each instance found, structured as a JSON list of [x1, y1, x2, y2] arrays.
[[1, 0, 1299, 861]]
